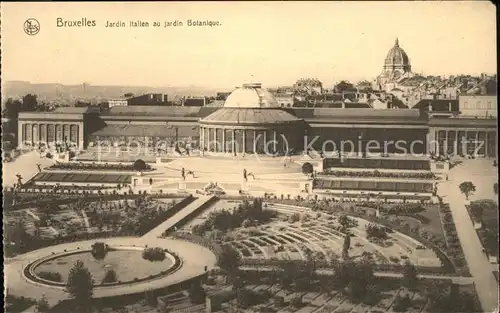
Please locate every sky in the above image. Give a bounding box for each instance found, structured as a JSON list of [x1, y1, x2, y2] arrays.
[[1, 1, 497, 89]]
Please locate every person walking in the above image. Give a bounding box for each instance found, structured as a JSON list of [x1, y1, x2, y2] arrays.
[[181, 167, 186, 180]]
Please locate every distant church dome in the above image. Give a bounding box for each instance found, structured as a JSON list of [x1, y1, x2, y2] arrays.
[[378, 38, 414, 84], [384, 38, 410, 68], [224, 83, 279, 108]]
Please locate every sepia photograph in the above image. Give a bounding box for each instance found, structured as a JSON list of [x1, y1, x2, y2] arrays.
[[1, 1, 498, 313]]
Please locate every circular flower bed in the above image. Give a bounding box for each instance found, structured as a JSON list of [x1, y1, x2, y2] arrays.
[[24, 246, 181, 288]]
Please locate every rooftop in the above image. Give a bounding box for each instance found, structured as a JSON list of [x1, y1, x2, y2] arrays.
[[200, 108, 301, 126], [90, 124, 199, 137], [224, 83, 280, 109]]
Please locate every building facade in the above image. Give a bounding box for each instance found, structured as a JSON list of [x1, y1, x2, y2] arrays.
[[459, 95, 497, 118], [17, 84, 497, 159]]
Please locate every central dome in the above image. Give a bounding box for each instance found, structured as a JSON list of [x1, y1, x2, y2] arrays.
[[224, 83, 279, 108], [384, 38, 410, 67]]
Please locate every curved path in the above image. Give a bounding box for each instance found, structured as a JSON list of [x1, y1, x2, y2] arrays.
[[5, 237, 217, 307]]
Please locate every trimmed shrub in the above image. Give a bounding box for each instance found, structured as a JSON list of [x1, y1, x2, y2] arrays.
[[37, 271, 62, 282], [142, 247, 166, 262], [393, 294, 412, 312], [102, 269, 117, 284], [91, 242, 108, 260]]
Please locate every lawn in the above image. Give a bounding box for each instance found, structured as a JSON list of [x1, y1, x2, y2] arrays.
[[468, 199, 499, 257]]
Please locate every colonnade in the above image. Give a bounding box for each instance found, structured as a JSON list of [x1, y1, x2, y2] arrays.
[[199, 126, 299, 154], [18, 121, 84, 149], [432, 128, 497, 157]]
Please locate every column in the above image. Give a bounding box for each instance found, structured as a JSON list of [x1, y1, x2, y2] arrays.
[[199, 126, 203, 151], [475, 131, 479, 156], [222, 129, 225, 153], [435, 130, 439, 156], [232, 129, 235, 154], [77, 123, 83, 149], [485, 132, 488, 157], [263, 130, 267, 153], [210, 128, 214, 152], [18, 121, 24, 148], [454, 130, 458, 155], [242, 129, 246, 153], [253, 130, 257, 153], [444, 129, 449, 156], [273, 130, 277, 153], [464, 130, 468, 155], [214, 127, 218, 152]]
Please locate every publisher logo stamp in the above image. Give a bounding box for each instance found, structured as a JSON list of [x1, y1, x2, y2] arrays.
[[24, 18, 40, 36]]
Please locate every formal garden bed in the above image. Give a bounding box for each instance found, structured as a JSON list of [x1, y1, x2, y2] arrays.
[[262, 198, 465, 275], [312, 179, 434, 194], [25, 244, 181, 287], [436, 202, 471, 276], [466, 199, 499, 259], [318, 170, 437, 180], [323, 158, 431, 171], [29, 172, 133, 184], [47, 160, 153, 172], [178, 198, 446, 274], [4, 195, 192, 257]]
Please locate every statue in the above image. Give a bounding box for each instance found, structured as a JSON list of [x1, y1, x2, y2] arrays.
[[16, 174, 23, 187]]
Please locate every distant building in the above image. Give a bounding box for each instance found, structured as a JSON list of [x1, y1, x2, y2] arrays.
[[17, 82, 498, 158], [270, 91, 294, 108], [414, 99, 460, 118], [376, 38, 415, 89], [294, 78, 323, 95], [183, 97, 206, 107], [127, 94, 168, 106], [215, 92, 231, 101], [459, 95, 497, 118], [108, 99, 128, 108]]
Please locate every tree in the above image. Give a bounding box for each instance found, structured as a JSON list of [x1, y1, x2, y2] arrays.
[[133, 159, 148, 171], [2, 98, 22, 120], [334, 80, 355, 93], [459, 181, 476, 200], [217, 245, 242, 286], [36, 294, 50, 312], [424, 280, 452, 312], [66, 260, 94, 309], [301, 162, 314, 175], [393, 294, 412, 312], [5, 220, 32, 248], [402, 261, 418, 290], [342, 234, 351, 259]]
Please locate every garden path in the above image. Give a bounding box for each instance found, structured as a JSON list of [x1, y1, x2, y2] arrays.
[[141, 195, 215, 240], [437, 159, 498, 313], [81, 210, 92, 233]]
